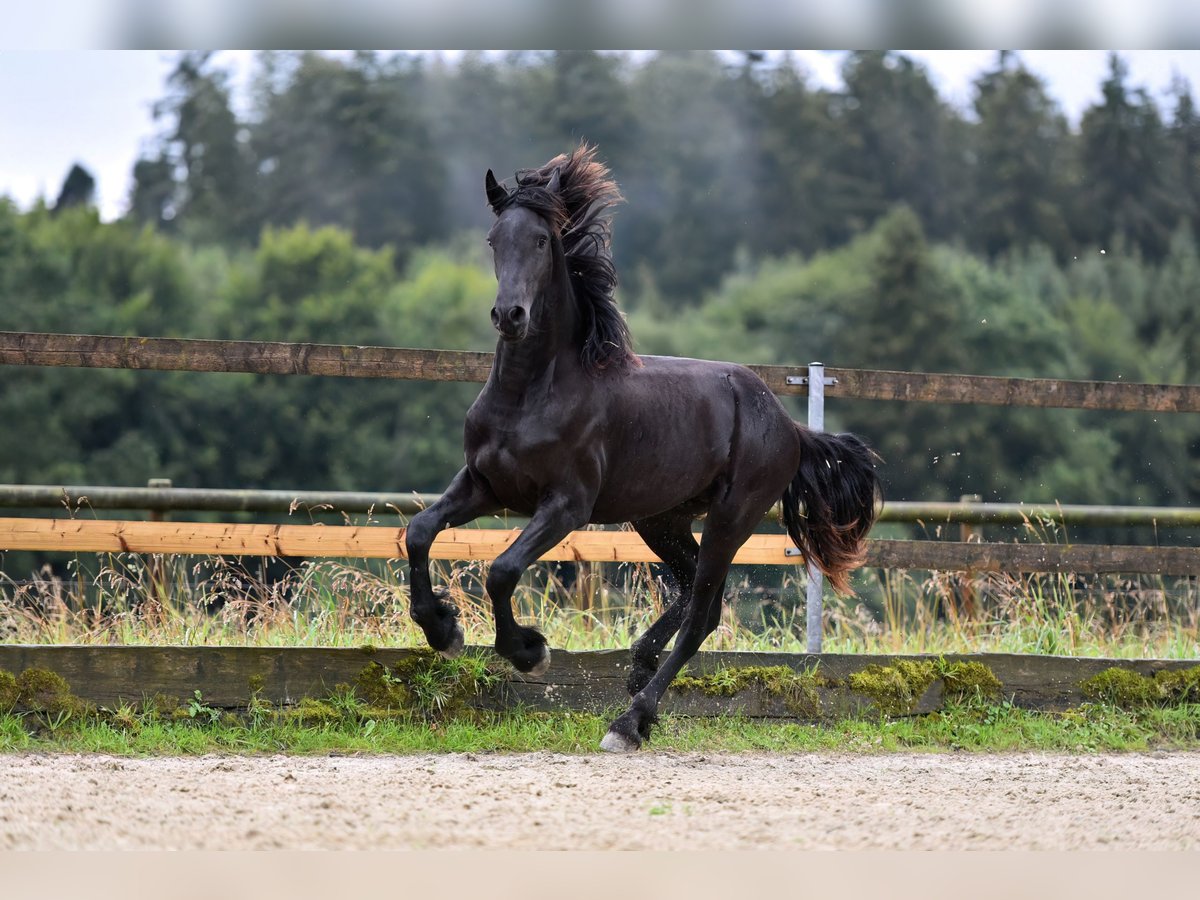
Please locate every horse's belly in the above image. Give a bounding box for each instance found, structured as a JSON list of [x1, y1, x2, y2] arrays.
[[588, 457, 719, 523]]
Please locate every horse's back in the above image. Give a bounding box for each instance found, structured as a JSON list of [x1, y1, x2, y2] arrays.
[[587, 355, 799, 523]]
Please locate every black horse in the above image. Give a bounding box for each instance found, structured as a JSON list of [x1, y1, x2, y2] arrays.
[[405, 145, 881, 751]]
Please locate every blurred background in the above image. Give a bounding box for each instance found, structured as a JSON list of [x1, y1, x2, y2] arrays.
[[2, 49, 1198, 509]]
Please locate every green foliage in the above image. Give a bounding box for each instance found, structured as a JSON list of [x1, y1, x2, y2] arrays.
[[1078, 54, 1179, 260], [186, 689, 222, 725], [0, 667, 92, 720], [110, 49, 1200, 304], [3, 700, 1198, 755], [971, 55, 1074, 256], [1, 660, 1199, 755]]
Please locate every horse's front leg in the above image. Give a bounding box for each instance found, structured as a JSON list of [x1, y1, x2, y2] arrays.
[[487, 494, 590, 675], [405, 467, 500, 657]]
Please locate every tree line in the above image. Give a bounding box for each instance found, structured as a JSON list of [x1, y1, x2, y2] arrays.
[[126, 51, 1200, 303]]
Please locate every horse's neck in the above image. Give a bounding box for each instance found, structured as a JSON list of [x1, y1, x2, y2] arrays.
[[491, 280, 583, 401]]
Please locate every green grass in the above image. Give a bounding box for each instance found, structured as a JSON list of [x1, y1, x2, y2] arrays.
[[3, 700, 1199, 756]]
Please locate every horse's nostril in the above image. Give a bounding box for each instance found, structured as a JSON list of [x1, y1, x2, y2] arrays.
[[490, 307, 501, 328], [508, 307, 527, 326]]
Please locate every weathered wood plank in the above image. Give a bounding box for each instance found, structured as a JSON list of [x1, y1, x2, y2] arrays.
[[866, 539, 1200, 575], [827, 366, 1200, 412], [5, 332, 1200, 412], [0, 332, 496, 383], [875, 501, 1200, 528], [0, 483, 445, 516], [0, 645, 1193, 717], [3, 518, 1198, 574], [0, 518, 795, 563]]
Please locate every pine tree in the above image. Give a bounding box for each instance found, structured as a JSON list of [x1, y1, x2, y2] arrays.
[[970, 53, 1073, 257], [53, 164, 96, 212], [1078, 53, 1179, 259]]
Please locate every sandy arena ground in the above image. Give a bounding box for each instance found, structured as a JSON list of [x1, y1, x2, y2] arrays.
[[2, 750, 1199, 850]]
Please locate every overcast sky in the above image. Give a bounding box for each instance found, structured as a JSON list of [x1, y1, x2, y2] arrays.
[[2, 50, 1199, 221]]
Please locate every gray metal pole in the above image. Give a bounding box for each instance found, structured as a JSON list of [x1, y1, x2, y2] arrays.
[[806, 362, 825, 654]]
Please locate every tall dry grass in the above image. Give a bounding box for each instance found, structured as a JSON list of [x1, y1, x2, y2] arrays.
[[1, 548, 1197, 659]]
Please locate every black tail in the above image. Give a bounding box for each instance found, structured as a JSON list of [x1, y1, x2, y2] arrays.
[[781, 426, 882, 595]]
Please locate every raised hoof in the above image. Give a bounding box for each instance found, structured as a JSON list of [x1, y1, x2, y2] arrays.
[[600, 729, 641, 753], [437, 623, 465, 660], [510, 642, 551, 676], [504, 629, 551, 675], [417, 586, 462, 655], [526, 644, 551, 677]]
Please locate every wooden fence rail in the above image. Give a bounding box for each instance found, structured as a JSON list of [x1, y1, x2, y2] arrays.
[[5, 330, 1200, 411], [2, 518, 1198, 575]]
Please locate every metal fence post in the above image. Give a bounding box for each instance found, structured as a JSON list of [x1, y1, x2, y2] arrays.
[[806, 362, 825, 654], [146, 478, 171, 604]]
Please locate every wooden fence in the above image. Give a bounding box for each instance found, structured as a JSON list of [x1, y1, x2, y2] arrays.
[[1, 330, 1198, 577]]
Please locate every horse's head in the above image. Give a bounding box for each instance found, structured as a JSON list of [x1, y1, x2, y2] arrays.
[[484, 167, 563, 343]]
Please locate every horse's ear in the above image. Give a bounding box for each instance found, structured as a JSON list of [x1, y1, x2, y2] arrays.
[[546, 166, 562, 195], [485, 169, 508, 212]]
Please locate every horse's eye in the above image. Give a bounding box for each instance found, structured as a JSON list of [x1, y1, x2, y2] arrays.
[[486, 238, 493, 248], [537, 236, 548, 249]]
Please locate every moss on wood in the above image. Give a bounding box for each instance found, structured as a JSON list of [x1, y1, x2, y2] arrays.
[[352, 651, 504, 717], [0, 670, 17, 713], [1081, 666, 1200, 709], [939, 660, 1003, 702], [847, 660, 938, 716], [671, 665, 824, 717]]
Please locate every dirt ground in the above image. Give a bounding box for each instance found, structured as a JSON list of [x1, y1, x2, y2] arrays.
[[2, 750, 1198, 850]]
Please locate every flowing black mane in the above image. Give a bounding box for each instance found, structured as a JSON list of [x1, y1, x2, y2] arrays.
[[490, 145, 638, 374]]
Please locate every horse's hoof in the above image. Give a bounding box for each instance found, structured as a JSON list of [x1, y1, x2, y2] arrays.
[[600, 730, 641, 753], [505, 630, 551, 675], [437, 623, 465, 659], [526, 644, 551, 676], [512, 643, 551, 676]]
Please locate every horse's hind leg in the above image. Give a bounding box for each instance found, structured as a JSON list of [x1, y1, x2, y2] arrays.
[[405, 467, 500, 657], [628, 513, 699, 696], [602, 498, 771, 752]]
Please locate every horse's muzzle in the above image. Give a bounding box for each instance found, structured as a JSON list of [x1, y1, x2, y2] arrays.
[[491, 304, 528, 341]]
